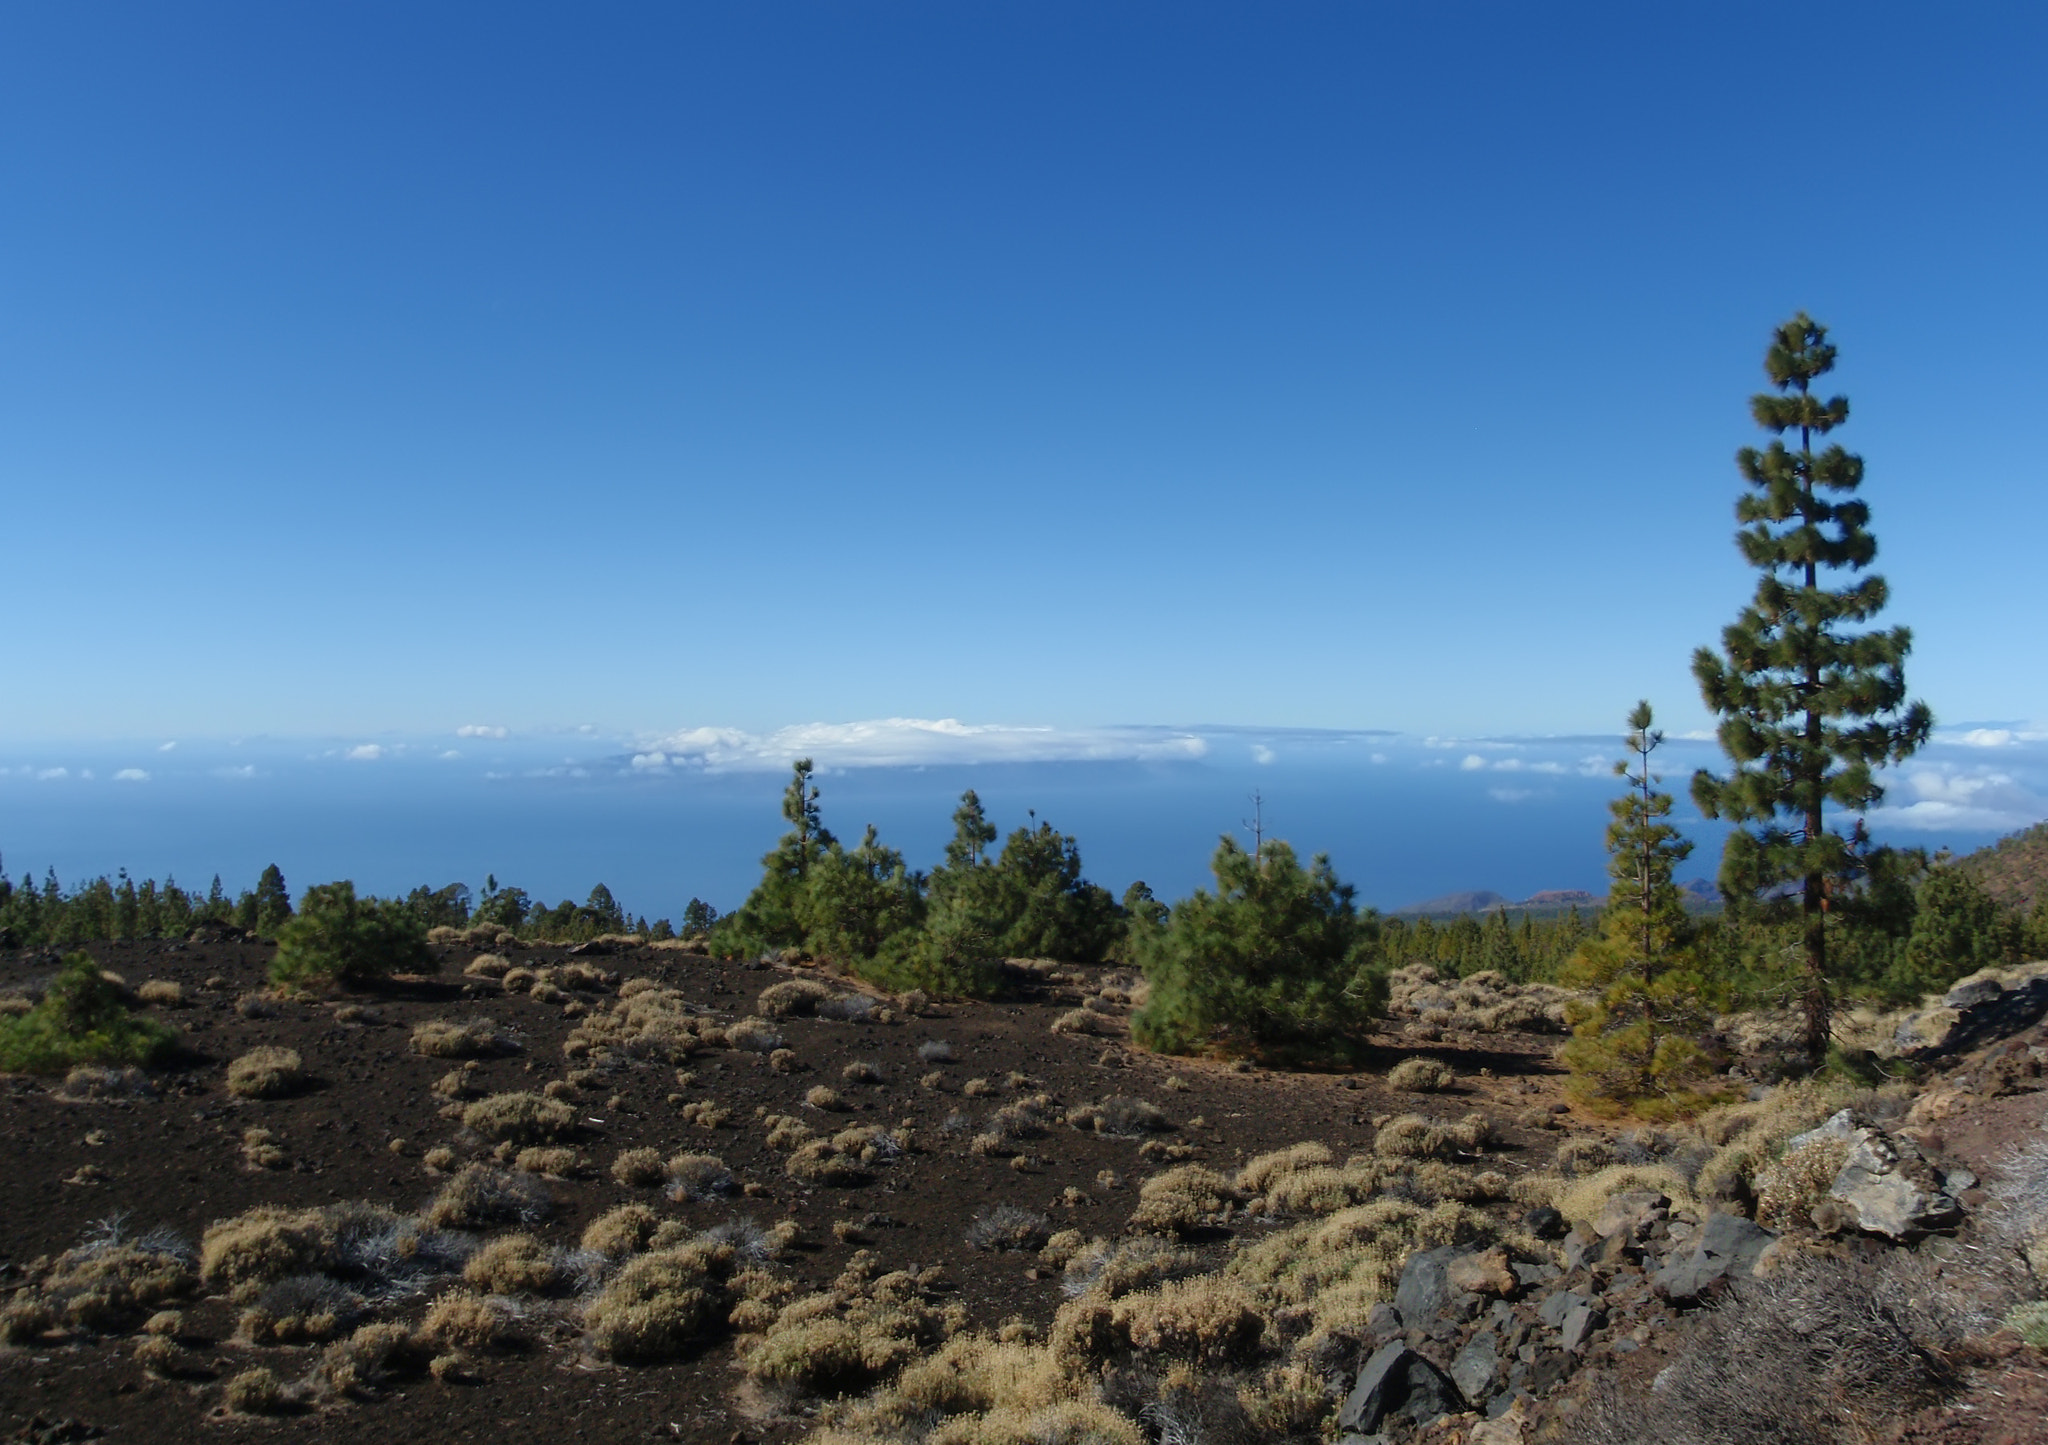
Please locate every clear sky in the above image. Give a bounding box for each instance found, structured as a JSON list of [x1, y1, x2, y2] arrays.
[[4, 2, 2044, 749]]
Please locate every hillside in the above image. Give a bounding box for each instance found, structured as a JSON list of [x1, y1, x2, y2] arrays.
[[1959, 819, 2048, 912]]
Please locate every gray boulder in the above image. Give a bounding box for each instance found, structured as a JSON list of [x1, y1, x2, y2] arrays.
[[1395, 1247, 1474, 1333], [1337, 1341, 1465, 1434], [1652, 1211, 1774, 1303], [1892, 962, 2048, 1059], [1450, 1328, 1500, 1403], [1827, 1129, 1963, 1240]]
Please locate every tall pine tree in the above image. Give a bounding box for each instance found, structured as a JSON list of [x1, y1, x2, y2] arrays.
[[1693, 314, 1932, 1061], [1563, 702, 1713, 1116]]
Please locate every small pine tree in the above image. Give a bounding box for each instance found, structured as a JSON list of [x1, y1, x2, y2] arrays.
[[1561, 702, 1717, 1118], [271, 881, 435, 989], [1693, 314, 1932, 1061], [944, 789, 997, 870], [251, 864, 292, 933], [712, 759, 839, 956], [797, 824, 925, 965], [1131, 837, 1383, 1059]]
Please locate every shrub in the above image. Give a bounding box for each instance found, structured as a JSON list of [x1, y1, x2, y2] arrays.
[[806, 1085, 848, 1111], [1388, 1057, 1455, 1092], [726, 1016, 783, 1053], [965, 1205, 1051, 1252], [419, 1290, 524, 1351], [223, 1366, 289, 1415], [514, 1146, 581, 1178], [461, 1092, 575, 1146], [315, 1320, 432, 1396], [226, 1046, 306, 1099], [666, 1153, 737, 1202], [463, 953, 512, 978], [583, 1243, 736, 1363], [239, 1274, 365, 1344], [759, 978, 835, 1017], [463, 1233, 564, 1294], [818, 993, 876, 1022], [612, 1147, 667, 1188], [1066, 1096, 1170, 1137], [200, 1206, 341, 1296], [0, 952, 176, 1074], [137, 980, 185, 1008], [917, 1039, 954, 1064], [411, 1016, 519, 1059], [583, 1204, 660, 1257], [242, 1127, 289, 1169], [270, 880, 435, 989], [425, 1165, 551, 1229], [1130, 839, 1383, 1058], [842, 1060, 883, 1085], [1129, 1166, 1241, 1235]]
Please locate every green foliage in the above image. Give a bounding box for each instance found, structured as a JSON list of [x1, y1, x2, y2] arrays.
[[0, 951, 177, 1073], [270, 881, 435, 989], [797, 826, 925, 965], [925, 812, 1123, 964], [1560, 703, 1717, 1117], [862, 898, 1003, 998], [1130, 836, 1382, 1058], [1894, 861, 2020, 996], [472, 875, 531, 931], [1692, 313, 1932, 1059], [711, 759, 838, 957], [1376, 908, 1593, 984], [402, 882, 472, 930], [0, 860, 234, 948], [680, 898, 720, 938], [234, 864, 293, 935]]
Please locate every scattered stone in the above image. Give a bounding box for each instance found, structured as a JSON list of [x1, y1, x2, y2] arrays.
[[1447, 1248, 1518, 1297], [1827, 1129, 1963, 1240], [1394, 1247, 1471, 1333], [1892, 962, 2048, 1059], [1451, 1328, 1501, 1401], [1337, 1341, 1465, 1435], [1652, 1210, 1774, 1303], [1591, 1190, 1668, 1241], [1559, 1302, 1604, 1353]]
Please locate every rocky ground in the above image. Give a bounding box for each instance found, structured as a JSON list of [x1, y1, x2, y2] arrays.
[[0, 938, 2043, 1445]]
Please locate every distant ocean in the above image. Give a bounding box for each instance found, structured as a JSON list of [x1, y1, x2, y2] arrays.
[[1, 724, 2037, 923]]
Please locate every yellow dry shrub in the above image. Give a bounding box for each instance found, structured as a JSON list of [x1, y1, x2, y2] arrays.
[[1112, 1278, 1266, 1367], [200, 1205, 342, 1296], [223, 1366, 288, 1415], [138, 980, 185, 1008], [583, 1241, 736, 1363], [226, 1046, 305, 1099], [418, 1290, 523, 1351], [743, 1274, 951, 1394], [514, 1145, 581, 1177], [314, 1320, 431, 1396], [463, 1233, 562, 1294], [1128, 1165, 1240, 1235], [759, 978, 834, 1016], [1551, 1163, 1698, 1226], [410, 1016, 515, 1059], [463, 953, 511, 978], [1387, 1057, 1455, 1092], [807, 1085, 848, 1111], [763, 1113, 817, 1150], [612, 1146, 666, 1187], [1235, 1143, 1334, 1195], [461, 1091, 575, 1145], [1754, 1139, 1850, 1232]]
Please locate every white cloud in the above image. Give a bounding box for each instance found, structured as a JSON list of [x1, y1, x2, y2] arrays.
[[36, 767, 68, 781], [439, 750, 462, 760], [1250, 745, 1276, 766], [1489, 787, 1537, 803], [1872, 766, 2048, 833], [214, 765, 256, 779], [113, 768, 150, 782], [630, 752, 670, 771], [457, 724, 509, 739], [1460, 754, 1487, 771], [346, 744, 385, 761], [1945, 727, 2039, 749], [640, 718, 1210, 771], [158, 740, 177, 752], [1370, 753, 1387, 764]]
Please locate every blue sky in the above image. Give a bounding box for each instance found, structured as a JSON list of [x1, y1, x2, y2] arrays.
[[3, 4, 2045, 906]]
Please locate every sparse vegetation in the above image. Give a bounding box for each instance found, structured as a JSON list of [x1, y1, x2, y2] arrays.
[[226, 1045, 306, 1099], [0, 952, 175, 1073], [270, 880, 435, 989]]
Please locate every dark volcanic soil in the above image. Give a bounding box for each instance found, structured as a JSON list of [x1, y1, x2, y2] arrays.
[[0, 940, 1566, 1445]]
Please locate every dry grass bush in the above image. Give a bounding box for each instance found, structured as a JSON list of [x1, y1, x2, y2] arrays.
[[917, 1039, 954, 1064], [920, 1071, 946, 1091], [1235, 1142, 1333, 1195], [1563, 1250, 1984, 1445], [1371, 1111, 1492, 1160], [565, 985, 725, 1064], [55, 1063, 155, 1100], [1387, 1057, 1455, 1092], [785, 1125, 902, 1186], [241, 1126, 289, 1169], [201, 1206, 345, 1296], [583, 1203, 660, 1257], [315, 1320, 433, 1397], [1109, 1278, 1267, 1368], [460, 1091, 575, 1145], [411, 1015, 520, 1059], [843, 1059, 883, 1085], [727, 1016, 783, 1053], [963, 1077, 995, 1097], [1129, 1166, 1242, 1235], [223, 1366, 290, 1415], [501, 966, 539, 992], [759, 978, 835, 1016], [432, 1062, 483, 1100], [814, 1333, 1140, 1445], [513, 1145, 582, 1177], [612, 1147, 667, 1188], [770, 1047, 803, 1073], [425, 1164, 552, 1229], [419, 1289, 524, 1351], [807, 1085, 849, 1111], [1050, 1008, 1115, 1036], [667, 1153, 738, 1201], [423, 1145, 457, 1172], [137, 979, 185, 1008], [463, 953, 512, 978], [5, 1225, 199, 1338], [234, 991, 278, 1019], [1684, 1080, 1904, 1211], [1065, 1096, 1170, 1137], [238, 1273, 365, 1344], [1386, 964, 1573, 1034], [1556, 1135, 1616, 1176], [763, 1113, 818, 1150], [1754, 1138, 1851, 1232], [143, 1308, 183, 1336], [679, 1099, 734, 1128], [1540, 1163, 1699, 1225], [583, 1240, 738, 1363], [741, 1255, 955, 1394], [132, 1333, 185, 1376], [1061, 1236, 1203, 1301], [0, 993, 32, 1018], [463, 1233, 566, 1293], [226, 1045, 306, 1099], [964, 1205, 1051, 1252]]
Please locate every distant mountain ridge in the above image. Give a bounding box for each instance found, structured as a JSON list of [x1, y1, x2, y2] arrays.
[[1957, 820, 2048, 913], [1393, 878, 1718, 917]]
